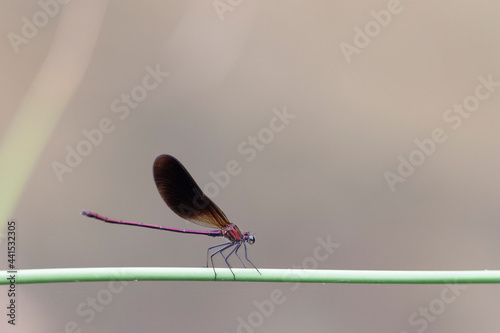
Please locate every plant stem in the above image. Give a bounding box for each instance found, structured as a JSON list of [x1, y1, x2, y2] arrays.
[[2, 268, 500, 284]]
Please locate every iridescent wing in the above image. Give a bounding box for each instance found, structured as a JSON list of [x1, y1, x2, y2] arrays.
[[153, 155, 230, 229]]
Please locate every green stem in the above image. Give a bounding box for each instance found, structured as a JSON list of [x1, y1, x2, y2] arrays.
[[2, 268, 500, 284]]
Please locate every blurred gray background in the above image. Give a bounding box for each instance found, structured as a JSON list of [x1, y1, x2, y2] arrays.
[[1, 0, 499, 332]]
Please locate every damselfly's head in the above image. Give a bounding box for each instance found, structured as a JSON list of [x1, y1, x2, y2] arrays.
[[244, 232, 255, 245]]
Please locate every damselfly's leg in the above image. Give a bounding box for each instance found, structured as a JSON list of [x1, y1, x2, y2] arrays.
[[222, 243, 243, 280], [207, 242, 234, 280], [206, 242, 231, 267], [242, 242, 261, 274], [233, 244, 248, 268]]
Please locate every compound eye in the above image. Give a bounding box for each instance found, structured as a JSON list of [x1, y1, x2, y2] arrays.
[[248, 235, 255, 245]]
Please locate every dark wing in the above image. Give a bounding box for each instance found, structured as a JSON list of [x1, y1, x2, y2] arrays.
[[153, 154, 230, 229]]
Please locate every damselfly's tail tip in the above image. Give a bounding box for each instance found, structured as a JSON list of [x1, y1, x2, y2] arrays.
[[81, 211, 94, 217]]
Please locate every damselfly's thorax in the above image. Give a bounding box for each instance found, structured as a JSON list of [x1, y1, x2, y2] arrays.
[[221, 223, 255, 245]]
